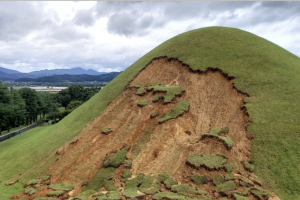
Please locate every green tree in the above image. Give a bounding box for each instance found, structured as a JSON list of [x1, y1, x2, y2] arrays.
[[18, 88, 39, 124], [66, 100, 83, 110], [0, 82, 13, 133]]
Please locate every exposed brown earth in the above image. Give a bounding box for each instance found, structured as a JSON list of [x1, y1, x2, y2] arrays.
[[13, 57, 279, 200]]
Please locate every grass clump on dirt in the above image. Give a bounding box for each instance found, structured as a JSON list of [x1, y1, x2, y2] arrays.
[[254, 177, 263, 186], [213, 175, 225, 186], [137, 100, 148, 107], [171, 184, 197, 195], [251, 188, 270, 199], [122, 169, 131, 179], [186, 153, 227, 169], [239, 178, 254, 187], [26, 179, 39, 186], [152, 95, 164, 102], [215, 181, 236, 192], [135, 87, 146, 96], [49, 184, 74, 191], [224, 173, 235, 181], [47, 191, 64, 197], [122, 173, 145, 198], [224, 163, 236, 173], [24, 187, 37, 195], [139, 175, 155, 193], [233, 193, 249, 200], [159, 100, 189, 123], [42, 174, 51, 181], [103, 146, 129, 168], [191, 174, 209, 185], [242, 161, 254, 172], [153, 192, 186, 200], [34, 197, 58, 200], [151, 112, 159, 118], [200, 128, 233, 149], [101, 128, 113, 135], [103, 180, 118, 191], [241, 188, 251, 196], [148, 85, 185, 103]]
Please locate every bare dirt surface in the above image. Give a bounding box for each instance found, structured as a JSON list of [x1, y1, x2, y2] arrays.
[[13, 57, 279, 200]]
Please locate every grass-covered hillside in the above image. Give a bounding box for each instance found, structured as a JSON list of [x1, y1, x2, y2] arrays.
[[1, 26, 300, 200]]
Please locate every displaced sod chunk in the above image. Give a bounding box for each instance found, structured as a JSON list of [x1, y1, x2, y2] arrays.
[[103, 146, 129, 168], [107, 191, 121, 200], [34, 198, 58, 200], [253, 177, 263, 186], [213, 175, 224, 186], [145, 82, 152, 87], [122, 169, 131, 179], [135, 88, 146, 96], [101, 128, 113, 135], [139, 175, 154, 192], [26, 179, 39, 186], [200, 128, 233, 149], [103, 180, 118, 191], [159, 100, 189, 123], [233, 193, 249, 200], [138, 100, 148, 107], [164, 177, 178, 189], [186, 153, 227, 169], [153, 192, 186, 200], [250, 188, 270, 199], [198, 189, 208, 195], [171, 184, 197, 195], [24, 187, 37, 195], [122, 173, 145, 198], [49, 184, 74, 191], [242, 161, 254, 172], [241, 188, 251, 196], [215, 181, 236, 192], [188, 136, 201, 144], [151, 112, 159, 118], [153, 95, 164, 102], [222, 127, 229, 133], [47, 191, 64, 197], [191, 174, 209, 185], [225, 173, 235, 181], [148, 85, 185, 103], [43, 174, 51, 181], [239, 178, 254, 187], [224, 163, 236, 173]]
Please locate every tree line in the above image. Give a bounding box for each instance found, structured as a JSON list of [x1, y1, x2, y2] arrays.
[[0, 82, 100, 134]]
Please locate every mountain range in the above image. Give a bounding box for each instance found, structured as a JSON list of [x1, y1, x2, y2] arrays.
[[0, 67, 108, 81]]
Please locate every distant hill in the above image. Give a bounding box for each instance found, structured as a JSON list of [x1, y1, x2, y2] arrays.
[[15, 72, 121, 82], [0, 66, 109, 81], [0, 72, 37, 81], [29, 67, 106, 76], [0, 67, 21, 74]]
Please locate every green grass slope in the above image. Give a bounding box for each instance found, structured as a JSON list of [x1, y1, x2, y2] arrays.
[[1, 26, 300, 199]]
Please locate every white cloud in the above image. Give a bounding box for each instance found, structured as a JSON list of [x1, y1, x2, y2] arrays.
[[0, 1, 299, 74]]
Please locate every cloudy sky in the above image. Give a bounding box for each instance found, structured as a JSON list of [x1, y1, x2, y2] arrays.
[[0, 1, 299, 73]]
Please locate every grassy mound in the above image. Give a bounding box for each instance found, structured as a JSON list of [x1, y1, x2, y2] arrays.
[[1, 27, 300, 199]]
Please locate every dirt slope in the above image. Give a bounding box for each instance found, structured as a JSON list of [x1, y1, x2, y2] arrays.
[[12, 57, 278, 200]]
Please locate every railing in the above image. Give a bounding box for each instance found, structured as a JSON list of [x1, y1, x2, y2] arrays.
[[0, 123, 39, 142]]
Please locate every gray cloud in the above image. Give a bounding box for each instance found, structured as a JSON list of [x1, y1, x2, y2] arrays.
[[73, 9, 95, 27]]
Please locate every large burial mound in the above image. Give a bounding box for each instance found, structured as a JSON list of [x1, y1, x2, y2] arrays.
[[1, 27, 300, 200]]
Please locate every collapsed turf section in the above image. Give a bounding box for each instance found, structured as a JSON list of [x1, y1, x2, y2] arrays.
[[11, 58, 277, 200]]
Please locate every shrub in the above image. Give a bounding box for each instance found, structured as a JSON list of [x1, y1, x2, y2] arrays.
[[66, 100, 83, 110]]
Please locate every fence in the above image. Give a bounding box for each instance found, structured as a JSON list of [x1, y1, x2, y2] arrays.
[[0, 123, 39, 142]]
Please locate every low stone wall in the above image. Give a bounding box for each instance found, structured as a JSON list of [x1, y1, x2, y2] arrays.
[[0, 123, 39, 142]]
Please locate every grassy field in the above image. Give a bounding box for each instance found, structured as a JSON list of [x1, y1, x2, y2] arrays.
[[1, 27, 300, 199]]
